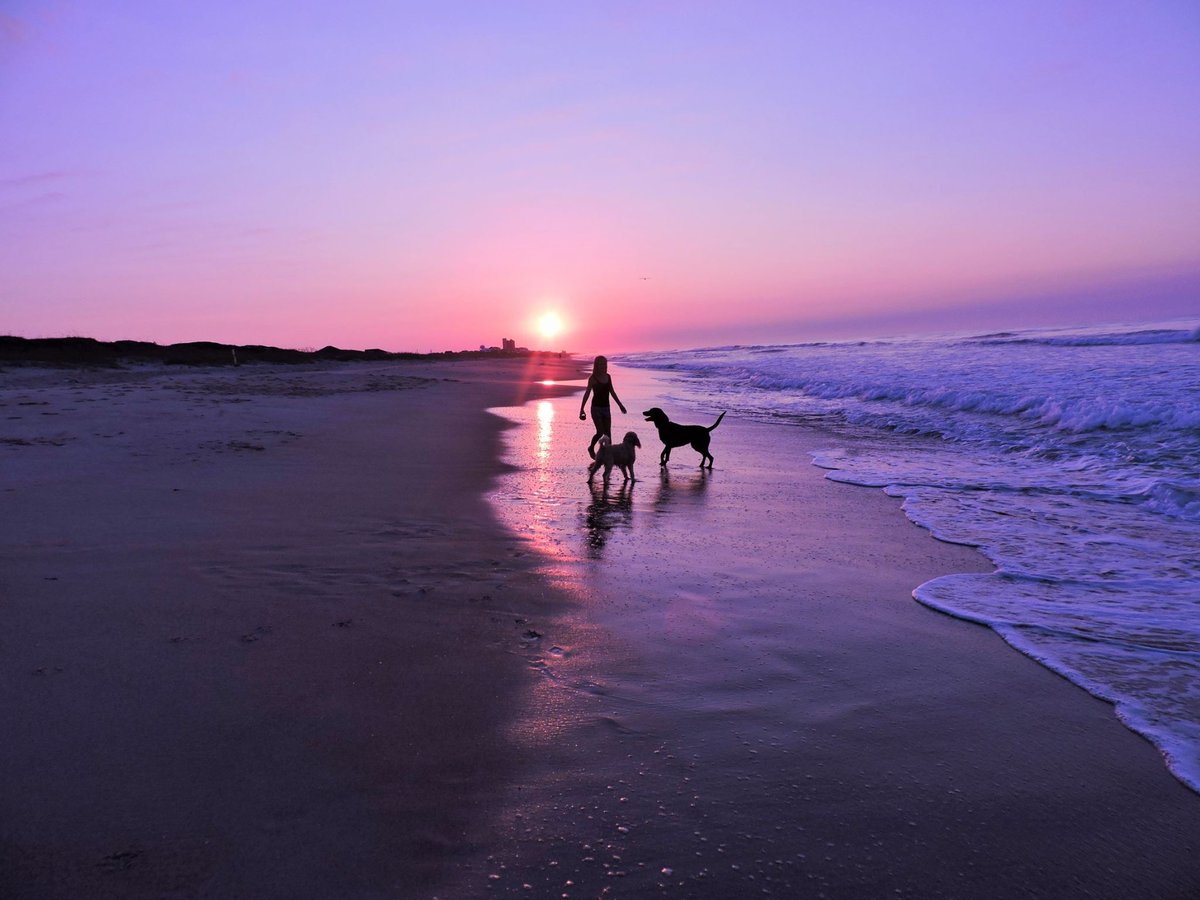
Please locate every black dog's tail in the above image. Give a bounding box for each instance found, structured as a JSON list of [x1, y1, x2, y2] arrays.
[[708, 412, 726, 432]]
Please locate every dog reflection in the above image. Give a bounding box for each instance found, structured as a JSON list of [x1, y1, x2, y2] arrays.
[[652, 466, 711, 515], [582, 479, 634, 556]]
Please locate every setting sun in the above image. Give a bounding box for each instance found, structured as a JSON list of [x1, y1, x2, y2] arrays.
[[536, 311, 564, 341]]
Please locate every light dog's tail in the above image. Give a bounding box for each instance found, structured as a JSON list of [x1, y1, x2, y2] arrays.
[[587, 435, 612, 480], [708, 412, 726, 432]]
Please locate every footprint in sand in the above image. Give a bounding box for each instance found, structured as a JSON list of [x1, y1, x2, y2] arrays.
[[96, 849, 142, 873], [240, 626, 273, 643]]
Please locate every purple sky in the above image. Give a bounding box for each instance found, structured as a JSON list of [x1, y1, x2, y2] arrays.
[[2, 1, 1198, 352]]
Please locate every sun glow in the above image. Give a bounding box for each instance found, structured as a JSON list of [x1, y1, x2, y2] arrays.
[[536, 311, 564, 341]]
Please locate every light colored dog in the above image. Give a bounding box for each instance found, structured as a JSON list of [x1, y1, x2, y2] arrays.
[[587, 431, 641, 482]]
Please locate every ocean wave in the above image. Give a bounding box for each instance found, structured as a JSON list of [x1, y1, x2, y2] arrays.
[[1031, 396, 1200, 433], [734, 370, 1200, 435], [971, 324, 1200, 347], [1138, 480, 1200, 520]]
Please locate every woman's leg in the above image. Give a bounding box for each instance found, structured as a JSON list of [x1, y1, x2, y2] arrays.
[[588, 406, 612, 458]]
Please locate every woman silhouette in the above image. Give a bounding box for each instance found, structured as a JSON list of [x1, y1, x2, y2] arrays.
[[579, 355, 626, 458]]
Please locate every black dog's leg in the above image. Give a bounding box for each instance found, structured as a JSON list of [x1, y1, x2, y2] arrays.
[[660, 446, 671, 467]]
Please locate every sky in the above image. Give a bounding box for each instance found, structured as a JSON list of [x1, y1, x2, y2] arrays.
[[2, 1, 1198, 353]]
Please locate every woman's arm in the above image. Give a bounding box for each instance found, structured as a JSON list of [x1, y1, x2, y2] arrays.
[[608, 382, 627, 414], [579, 379, 593, 419]]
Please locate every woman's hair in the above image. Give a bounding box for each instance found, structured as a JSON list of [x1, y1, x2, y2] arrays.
[[592, 355, 608, 376]]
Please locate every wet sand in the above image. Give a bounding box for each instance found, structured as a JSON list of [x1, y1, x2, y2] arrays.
[[476, 366, 1200, 898], [2, 358, 1198, 898]]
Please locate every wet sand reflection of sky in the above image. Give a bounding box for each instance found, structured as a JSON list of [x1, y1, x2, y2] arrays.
[[491, 368, 715, 573], [489, 385, 610, 772], [490, 387, 584, 585]]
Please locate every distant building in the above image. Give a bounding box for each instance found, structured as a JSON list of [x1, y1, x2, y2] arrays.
[[502, 338, 516, 351]]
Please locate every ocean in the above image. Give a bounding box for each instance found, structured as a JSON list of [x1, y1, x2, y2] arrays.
[[618, 318, 1200, 794]]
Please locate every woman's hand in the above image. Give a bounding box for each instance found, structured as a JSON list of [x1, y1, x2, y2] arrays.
[[579, 411, 586, 420], [618, 402, 627, 414]]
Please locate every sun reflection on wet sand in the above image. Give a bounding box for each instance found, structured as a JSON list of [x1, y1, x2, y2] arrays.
[[488, 390, 614, 751], [536, 400, 553, 463], [490, 389, 596, 586]]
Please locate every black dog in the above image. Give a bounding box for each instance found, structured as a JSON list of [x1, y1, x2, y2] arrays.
[[642, 407, 725, 469]]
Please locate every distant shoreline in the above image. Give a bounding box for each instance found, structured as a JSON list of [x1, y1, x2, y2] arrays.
[[0, 335, 568, 368]]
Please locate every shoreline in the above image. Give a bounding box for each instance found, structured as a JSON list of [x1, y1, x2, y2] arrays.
[[623, 327, 1200, 804], [476, 364, 1200, 897]]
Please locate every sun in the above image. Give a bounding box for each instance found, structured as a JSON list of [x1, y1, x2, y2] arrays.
[[536, 311, 564, 341]]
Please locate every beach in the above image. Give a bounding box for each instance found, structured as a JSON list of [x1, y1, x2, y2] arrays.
[[2, 357, 1198, 898], [0, 356, 578, 898]]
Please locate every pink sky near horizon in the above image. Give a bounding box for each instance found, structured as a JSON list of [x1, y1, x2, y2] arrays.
[[2, 2, 1198, 354]]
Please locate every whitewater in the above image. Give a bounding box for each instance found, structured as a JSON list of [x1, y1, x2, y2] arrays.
[[619, 318, 1200, 793]]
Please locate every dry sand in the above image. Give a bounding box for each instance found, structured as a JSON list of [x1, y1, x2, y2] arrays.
[[0, 357, 580, 898], [2, 357, 1198, 899]]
